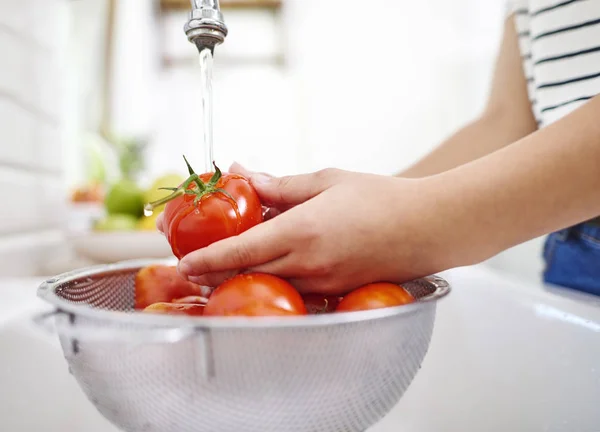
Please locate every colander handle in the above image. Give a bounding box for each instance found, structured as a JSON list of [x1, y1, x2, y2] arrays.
[[33, 310, 197, 344]]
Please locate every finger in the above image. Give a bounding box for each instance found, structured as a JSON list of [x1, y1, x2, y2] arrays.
[[178, 217, 292, 278], [229, 161, 248, 176], [231, 163, 288, 213], [287, 277, 347, 296], [189, 270, 240, 288], [245, 253, 294, 277], [262, 206, 284, 221], [230, 162, 344, 208], [248, 168, 344, 207], [229, 162, 273, 180]]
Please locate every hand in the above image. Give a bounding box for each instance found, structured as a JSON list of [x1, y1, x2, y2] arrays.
[[160, 95, 600, 294], [166, 164, 459, 295]]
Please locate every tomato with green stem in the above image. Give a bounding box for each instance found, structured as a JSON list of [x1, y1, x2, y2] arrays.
[[145, 156, 263, 260]]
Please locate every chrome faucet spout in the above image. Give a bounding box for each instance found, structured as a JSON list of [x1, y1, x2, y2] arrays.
[[191, 0, 220, 9], [185, 0, 228, 53]]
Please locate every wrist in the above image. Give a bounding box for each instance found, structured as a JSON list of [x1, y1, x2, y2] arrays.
[[387, 176, 476, 276], [411, 173, 499, 270]]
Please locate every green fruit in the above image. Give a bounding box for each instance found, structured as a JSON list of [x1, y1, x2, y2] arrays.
[[94, 214, 140, 232], [105, 179, 145, 218]]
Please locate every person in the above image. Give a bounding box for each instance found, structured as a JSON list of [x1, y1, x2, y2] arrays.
[[163, 1, 600, 297]]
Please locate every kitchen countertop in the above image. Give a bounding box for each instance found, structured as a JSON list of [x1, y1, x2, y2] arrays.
[[1, 265, 599, 432], [0, 277, 50, 324]]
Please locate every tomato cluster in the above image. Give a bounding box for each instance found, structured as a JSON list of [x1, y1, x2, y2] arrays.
[[136, 265, 415, 318], [138, 158, 416, 317]]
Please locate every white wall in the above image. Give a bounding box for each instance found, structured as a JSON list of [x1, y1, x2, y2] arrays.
[[0, 0, 69, 276], [62, 0, 111, 187], [107, 0, 507, 178]]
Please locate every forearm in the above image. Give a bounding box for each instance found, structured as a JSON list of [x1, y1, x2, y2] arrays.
[[398, 109, 535, 178], [427, 96, 600, 267]]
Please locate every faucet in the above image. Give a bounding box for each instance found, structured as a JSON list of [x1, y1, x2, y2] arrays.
[[184, 0, 228, 53]]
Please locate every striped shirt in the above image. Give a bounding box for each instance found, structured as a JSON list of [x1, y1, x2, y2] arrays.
[[507, 0, 600, 127]]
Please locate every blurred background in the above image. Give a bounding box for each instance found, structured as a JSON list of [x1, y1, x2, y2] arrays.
[[0, 0, 544, 282]]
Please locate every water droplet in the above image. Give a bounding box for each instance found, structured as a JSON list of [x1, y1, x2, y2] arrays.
[[144, 205, 154, 217]]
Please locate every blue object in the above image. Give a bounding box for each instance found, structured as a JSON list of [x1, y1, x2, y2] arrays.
[[543, 222, 600, 296]]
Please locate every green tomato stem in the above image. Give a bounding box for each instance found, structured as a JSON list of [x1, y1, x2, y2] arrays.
[[144, 156, 233, 213], [182, 155, 206, 191], [145, 189, 185, 212]]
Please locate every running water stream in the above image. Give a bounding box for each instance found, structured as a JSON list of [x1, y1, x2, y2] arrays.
[[199, 48, 215, 173]]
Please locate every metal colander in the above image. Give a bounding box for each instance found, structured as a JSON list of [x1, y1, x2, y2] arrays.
[[36, 258, 451, 432]]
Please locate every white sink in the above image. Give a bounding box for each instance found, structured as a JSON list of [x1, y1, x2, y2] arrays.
[[372, 267, 600, 432], [0, 314, 119, 432], [0, 267, 599, 432]]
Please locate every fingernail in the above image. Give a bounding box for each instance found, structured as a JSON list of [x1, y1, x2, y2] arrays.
[[252, 173, 272, 185], [230, 161, 250, 175], [178, 261, 192, 278]]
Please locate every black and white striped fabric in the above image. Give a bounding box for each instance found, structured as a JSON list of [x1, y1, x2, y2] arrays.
[[507, 0, 600, 127]]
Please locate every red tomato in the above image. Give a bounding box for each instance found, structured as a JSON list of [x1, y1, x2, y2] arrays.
[[336, 282, 415, 313], [303, 294, 342, 314], [135, 265, 210, 310], [143, 302, 205, 316], [153, 160, 263, 259], [172, 296, 208, 305], [204, 273, 308, 317]]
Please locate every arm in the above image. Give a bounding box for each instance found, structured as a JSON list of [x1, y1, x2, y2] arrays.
[[426, 94, 600, 267], [399, 15, 538, 178], [177, 94, 600, 294]]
